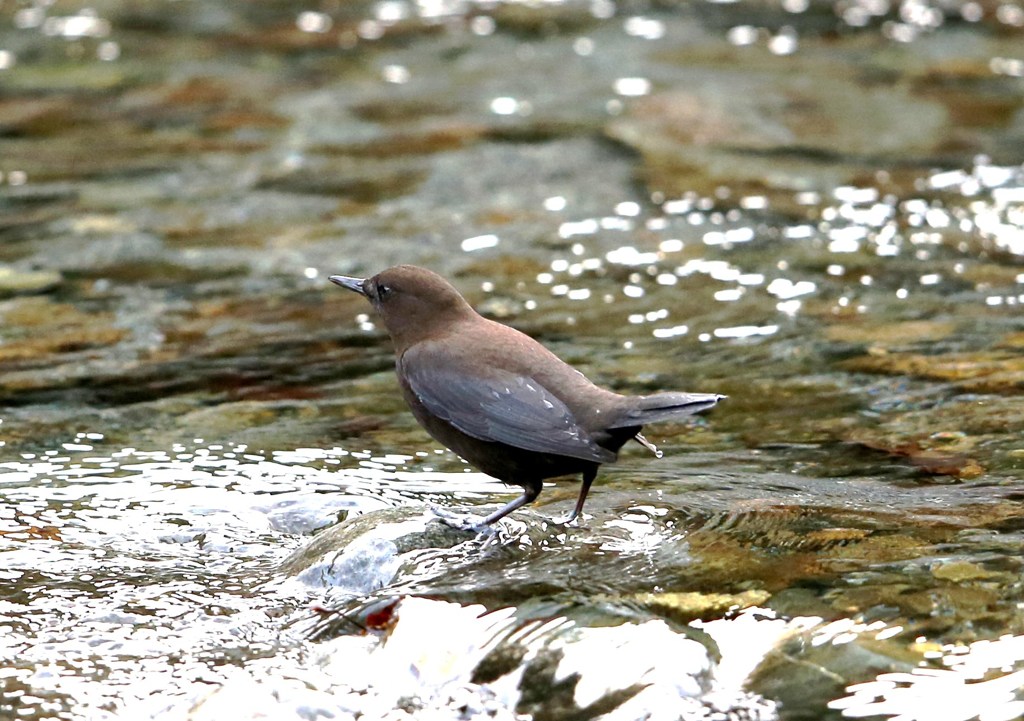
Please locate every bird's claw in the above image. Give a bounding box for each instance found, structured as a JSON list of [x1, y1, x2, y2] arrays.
[[429, 506, 492, 533], [556, 511, 582, 526]]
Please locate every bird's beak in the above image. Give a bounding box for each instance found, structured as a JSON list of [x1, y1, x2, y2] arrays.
[[329, 274, 368, 297]]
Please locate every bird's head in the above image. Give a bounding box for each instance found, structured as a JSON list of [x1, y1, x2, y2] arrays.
[[330, 265, 476, 350]]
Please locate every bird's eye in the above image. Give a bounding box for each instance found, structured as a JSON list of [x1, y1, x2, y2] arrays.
[[377, 283, 392, 298]]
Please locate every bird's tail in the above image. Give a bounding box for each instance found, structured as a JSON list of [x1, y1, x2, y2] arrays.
[[608, 392, 724, 428]]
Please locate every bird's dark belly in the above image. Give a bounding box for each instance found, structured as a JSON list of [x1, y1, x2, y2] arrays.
[[400, 383, 600, 487]]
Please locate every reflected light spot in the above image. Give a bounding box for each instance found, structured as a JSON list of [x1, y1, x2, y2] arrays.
[[768, 27, 798, 54], [574, 37, 595, 56], [653, 325, 688, 339], [382, 64, 410, 83], [97, 41, 119, 61], [834, 186, 879, 204], [663, 199, 692, 214], [296, 11, 332, 33], [376, 1, 408, 22], [490, 97, 520, 115], [14, 7, 43, 28], [623, 285, 644, 298], [623, 16, 665, 39], [559, 219, 599, 238], [615, 201, 641, 217], [766, 278, 815, 299], [727, 25, 758, 45], [303, 267, 318, 279], [997, 2, 1024, 24], [961, 2, 983, 21], [992, 57, 1024, 77], [600, 216, 633, 231], [0, 50, 14, 70], [43, 11, 111, 38], [704, 227, 755, 245], [613, 77, 651, 96], [591, 0, 616, 19], [714, 288, 744, 302], [544, 196, 567, 212], [606, 246, 659, 266], [929, 169, 968, 190], [659, 239, 683, 253], [461, 234, 499, 252], [714, 325, 778, 339], [785, 225, 814, 239], [470, 15, 496, 35], [357, 19, 385, 40], [777, 299, 801, 316]]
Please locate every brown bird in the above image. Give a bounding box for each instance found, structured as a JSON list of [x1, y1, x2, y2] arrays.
[[330, 265, 723, 526]]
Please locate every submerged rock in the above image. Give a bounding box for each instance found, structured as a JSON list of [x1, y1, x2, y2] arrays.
[[0, 265, 62, 296], [279, 507, 477, 591]]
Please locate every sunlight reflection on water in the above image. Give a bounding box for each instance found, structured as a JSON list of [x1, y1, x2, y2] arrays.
[[0, 443, 510, 719], [831, 633, 1024, 721]]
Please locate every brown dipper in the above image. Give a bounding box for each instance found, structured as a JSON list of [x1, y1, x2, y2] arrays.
[[329, 265, 723, 526]]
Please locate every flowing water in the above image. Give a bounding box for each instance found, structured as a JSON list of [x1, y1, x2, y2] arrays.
[[2, 1, 1024, 719]]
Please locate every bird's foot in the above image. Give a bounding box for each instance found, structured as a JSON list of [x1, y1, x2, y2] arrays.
[[555, 511, 584, 526], [428, 506, 493, 534]]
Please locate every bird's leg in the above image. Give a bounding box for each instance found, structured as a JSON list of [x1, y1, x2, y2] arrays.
[[561, 467, 597, 525], [479, 483, 540, 526]]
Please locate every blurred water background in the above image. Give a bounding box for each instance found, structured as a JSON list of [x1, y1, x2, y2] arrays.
[[2, 1, 1024, 719]]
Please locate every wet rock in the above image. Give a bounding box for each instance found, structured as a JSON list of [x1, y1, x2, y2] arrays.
[[0, 265, 62, 296], [606, 66, 950, 196], [490, 1, 601, 37], [931, 560, 1006, 584], [630, 589, 772, 625], [823, 319, 958, 348], [747, 618, 922, 719], [843, 349, 1024, 395], [256, 161, 427, 202], [0, 296, 124, 365], [0, 96, 80, 137], [279, 508, 475, 591]]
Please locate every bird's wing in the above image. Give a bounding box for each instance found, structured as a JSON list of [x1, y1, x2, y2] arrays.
[[401, 358, 615, 464]]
